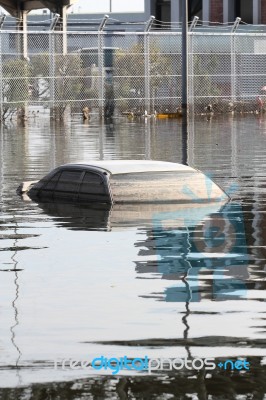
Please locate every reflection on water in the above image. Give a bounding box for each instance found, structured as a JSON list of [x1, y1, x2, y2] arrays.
[[9, 225, 23, 387], [0, 115, 266, 396], [136, 202, 249, 303], [1, 360, 266, 400]]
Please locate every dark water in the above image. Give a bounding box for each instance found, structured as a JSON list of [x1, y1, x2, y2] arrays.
[[0, 115, 266, 399]]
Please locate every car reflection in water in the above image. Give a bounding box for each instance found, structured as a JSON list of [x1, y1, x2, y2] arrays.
[[35, 198, 248, 303]]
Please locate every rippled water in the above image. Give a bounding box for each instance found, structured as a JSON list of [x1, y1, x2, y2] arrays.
[[0, 114, 266, 398]]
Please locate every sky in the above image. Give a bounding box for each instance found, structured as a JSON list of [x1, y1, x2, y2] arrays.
[[69, 0, 145, 14], [0, 0, 145, 15]]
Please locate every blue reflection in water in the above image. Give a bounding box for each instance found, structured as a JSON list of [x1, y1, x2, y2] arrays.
[[152, 202, 248, 302]]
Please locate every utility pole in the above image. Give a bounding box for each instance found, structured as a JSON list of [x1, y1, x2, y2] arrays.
[[182, 0, 188, 113], [181, 0, 188, 165]]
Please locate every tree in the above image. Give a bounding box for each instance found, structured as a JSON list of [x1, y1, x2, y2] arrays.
[[193, 54, 222, 101], [1, 59, 31, 122], [113, 42, 172, 112], [30, 53, 84, 119]]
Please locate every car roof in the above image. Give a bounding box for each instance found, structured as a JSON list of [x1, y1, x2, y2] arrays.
[[61, 160, 195, 175]]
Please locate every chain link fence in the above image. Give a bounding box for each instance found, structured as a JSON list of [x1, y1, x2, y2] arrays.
[[0, 29, 266, 121]]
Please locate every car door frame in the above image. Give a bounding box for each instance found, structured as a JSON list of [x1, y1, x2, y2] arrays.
[[77, 166, 113, 204]]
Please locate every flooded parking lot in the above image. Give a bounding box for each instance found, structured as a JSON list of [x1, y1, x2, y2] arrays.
[[0, 114, 266, 398]]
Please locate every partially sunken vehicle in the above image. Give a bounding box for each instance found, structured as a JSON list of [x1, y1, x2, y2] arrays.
[[18, 160, 228, 204]]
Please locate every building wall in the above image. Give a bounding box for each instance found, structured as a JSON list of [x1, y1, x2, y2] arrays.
[[261, 0, 266, 23], [209, 0, 266, 25], [210, 0, 223, 22]]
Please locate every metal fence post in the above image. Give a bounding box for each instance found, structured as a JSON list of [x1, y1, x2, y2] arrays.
[[0, 123, 3, 207], [0, 32, 2, 122], [49, 14, 59, 119], [0, 15, 6, 121], [98, 15, 108, 119], [62, 6, 67, 56], [181, 0, 188, 114], [0, 16, 5, 206], [188, 16, 198, 114], [231, 18, 241, 102], [16, 11, 29, 120], [49, 31, 55, 118], [144, 16, 154, 114], [181, 0, 188, 166], [187, 16, 198, 166]]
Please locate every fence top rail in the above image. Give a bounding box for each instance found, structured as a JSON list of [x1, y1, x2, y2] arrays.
[[2, 29, 266, 37], [190, 31, 266, 37]]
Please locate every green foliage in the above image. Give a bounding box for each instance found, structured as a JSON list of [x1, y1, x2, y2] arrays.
[[30, 53, 83, 98], [1, 59, 31, 121], [193, 54, 222, 98], [113, 42, 172, 111], [1, 53, 85, 121], [2, 59, 31, 103]]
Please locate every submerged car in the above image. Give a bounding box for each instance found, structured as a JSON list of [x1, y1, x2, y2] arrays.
[[18, 160, 228, 204]]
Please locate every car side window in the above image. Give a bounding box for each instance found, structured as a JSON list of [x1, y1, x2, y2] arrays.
[[54, 170, 83, 193], [43, 171, 61, 191], [79, 172, 105, 195]]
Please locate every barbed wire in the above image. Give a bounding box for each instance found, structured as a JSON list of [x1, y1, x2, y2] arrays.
[[1, 14, 266, 33]]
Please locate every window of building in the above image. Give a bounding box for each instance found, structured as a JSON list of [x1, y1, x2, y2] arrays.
[[235, 0, 253, 24], [155, 0, 171, 23], [188, 0, 203, 21]]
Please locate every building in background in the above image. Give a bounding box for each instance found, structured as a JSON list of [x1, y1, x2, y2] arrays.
[[151, 0, 263, 25], [1, 0, 266, 30]]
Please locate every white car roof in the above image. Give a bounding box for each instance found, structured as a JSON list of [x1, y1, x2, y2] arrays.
[[63, 160, 195, 175]]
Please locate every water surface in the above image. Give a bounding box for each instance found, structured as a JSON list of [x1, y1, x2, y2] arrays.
[[0, 114, 266, 397]]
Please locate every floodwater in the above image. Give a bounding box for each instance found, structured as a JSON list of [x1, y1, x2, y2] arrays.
[[0, 114, 266, 399]]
